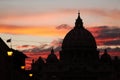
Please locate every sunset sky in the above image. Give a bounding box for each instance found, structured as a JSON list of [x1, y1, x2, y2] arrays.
[[0, 0, 120, 69]]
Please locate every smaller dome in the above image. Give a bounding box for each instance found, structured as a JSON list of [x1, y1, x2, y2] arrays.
[[35, 57, 44, 64], [100, 49, 112, 64], [46, 49, 59, 63]]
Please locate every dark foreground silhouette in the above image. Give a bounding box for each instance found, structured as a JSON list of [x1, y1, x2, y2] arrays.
[[0, 12, 120, 80]]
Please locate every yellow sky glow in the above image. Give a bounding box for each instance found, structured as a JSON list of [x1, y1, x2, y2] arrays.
[[0, 26, 68, 37]]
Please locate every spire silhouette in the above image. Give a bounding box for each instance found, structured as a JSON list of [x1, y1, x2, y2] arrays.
[[104, 49, 107, 54], [77, 10, 80, 19], [51, 47, 54, 54], [75, 10, 83, 29], [100, 49, 112, 64], [46, 48, 59, 63]]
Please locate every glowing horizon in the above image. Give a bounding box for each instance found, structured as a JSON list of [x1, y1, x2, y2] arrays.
[[0, 0, 120, 69]]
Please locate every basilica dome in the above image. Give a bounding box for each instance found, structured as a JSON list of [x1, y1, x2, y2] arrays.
[[62, 12, 97, 51], [60, 12, 99, 65], [62, 28, 97, 50]]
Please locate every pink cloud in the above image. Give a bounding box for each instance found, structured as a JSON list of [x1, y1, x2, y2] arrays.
[[56, 8, 120, 20]]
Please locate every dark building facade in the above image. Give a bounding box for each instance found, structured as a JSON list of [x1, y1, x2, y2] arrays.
[[0, 38, 28, 80]]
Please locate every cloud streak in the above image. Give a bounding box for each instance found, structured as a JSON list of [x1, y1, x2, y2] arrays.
[[21, 38, 62, 53], [0, 24, 67, 36], [82, 9, 120, 20], [17, 25, 120, 69], [56, 24, 72, 30], [0, 8, 120, 26], [1, 24, 120, 46], [21, 24, 120, 54]]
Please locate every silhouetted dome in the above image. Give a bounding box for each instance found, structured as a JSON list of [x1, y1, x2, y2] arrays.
[[62, 12, 96, 51], [35, 57, 44, 64], [62, 26, 97, 50], [60, 12, 99, 65], [46, 48, 59, 63], [100, 49, 112, 64]]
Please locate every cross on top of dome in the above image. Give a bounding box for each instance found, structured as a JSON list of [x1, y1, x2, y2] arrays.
[[78, 10, 80, 18]]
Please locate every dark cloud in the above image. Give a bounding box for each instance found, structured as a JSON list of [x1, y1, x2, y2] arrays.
[[50, 38, 62, 47], [19, 45, 30, 48], [95, 26, 120, 39], [110, 47, 120, 52], [22, 44, 50, 53], [99, 47, 120, 52], [30, 47, 52, 53], [56, 24, 72, 30], [22, 26, 120, 56], [104, 39, 120, 46], [38, 44, 48, 49], [22, 38, 63, 53], [17, 45, 36, 49], [88, 26, 120, 46]]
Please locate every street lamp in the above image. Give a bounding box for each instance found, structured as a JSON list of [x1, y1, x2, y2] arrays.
[[7, 51, 13, 56], [21, 66, 25, 69], [29, 73, 33, 77]]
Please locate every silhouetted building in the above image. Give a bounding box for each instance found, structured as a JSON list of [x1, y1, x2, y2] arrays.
[[60, 11, 99, 70], [0, 38, 28, 80], [100, 49, 112, 64], [1, 12, 120, 80], [0, 38, 10, 80], [32, 57, 45, 72], [46, 48, 59, 64], [58, 11, 100, 80], [30, 12, 120, 80], [31, 48, 60, 80]]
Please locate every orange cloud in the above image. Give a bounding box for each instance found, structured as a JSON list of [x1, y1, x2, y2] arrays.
[[0, 10, 74, 26], [0, 24, 68, 37]]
